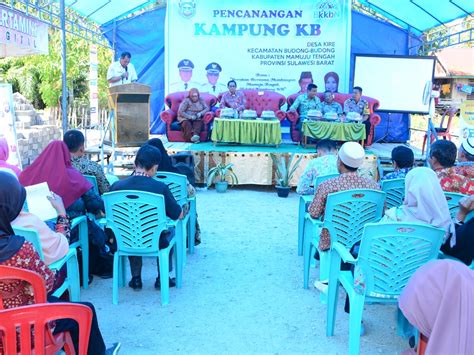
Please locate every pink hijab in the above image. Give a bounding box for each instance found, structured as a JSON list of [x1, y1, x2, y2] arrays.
[[0, 138, 21, 177], [399, 167, 454, 241], [19, 141, 92, 208], [399, 260, 474, 354]]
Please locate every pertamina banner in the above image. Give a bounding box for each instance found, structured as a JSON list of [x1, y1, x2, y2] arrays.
[[166, 0, 351, 97]]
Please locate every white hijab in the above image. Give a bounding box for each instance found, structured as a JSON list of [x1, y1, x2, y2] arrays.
[[399, 167, 455, 244]]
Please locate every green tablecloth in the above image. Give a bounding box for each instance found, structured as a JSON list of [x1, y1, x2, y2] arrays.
[[302, 121, 366, 141], [211, 118, 282, 145]]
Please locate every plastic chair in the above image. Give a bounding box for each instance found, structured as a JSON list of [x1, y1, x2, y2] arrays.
[[444, 192, 466, 219], [0, 265, 47, 307], [326, 222, 444, 355], [303, 189, 386, 291], [106, 173, 119, 186], [381, 178, 405, 209], [12, 226, 81, 301], [297, 173, 339, 256], [154, 172, 196, 261], [0, 303, 92, 354], [422, 106, 457, 154], [102, 190, 182, 306], [70, 216, 89, 290], [84, 175, 100, 195]]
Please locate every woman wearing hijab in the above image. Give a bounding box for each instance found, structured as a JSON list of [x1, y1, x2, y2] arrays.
[[382, 167, 454, 240], [177, 88, 209, 143], [19, 141, 111, 278], [399, 259, 474, 354], [0, 171, 120, 354], [145, 138, 201, 245], [0, 137, 21, 177]]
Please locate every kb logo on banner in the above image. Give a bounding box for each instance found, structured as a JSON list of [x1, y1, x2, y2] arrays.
[[314, 0, 341, 19], [179, 0, 196, 19]]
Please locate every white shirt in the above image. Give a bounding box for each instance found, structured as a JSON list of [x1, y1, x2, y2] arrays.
[[107, 61, 138, 87], [200, 82, 227, 95], [169, 80, 201, 93]]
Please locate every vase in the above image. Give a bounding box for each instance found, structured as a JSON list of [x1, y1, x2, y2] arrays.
[[276, 185, 291, 198], [215, 181, 229, 193]]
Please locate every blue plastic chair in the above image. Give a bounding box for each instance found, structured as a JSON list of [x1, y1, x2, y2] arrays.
[[84, 175, 100, 195], [154, 172, 196, 259], [106, 174, 119, 186], [444, 192, 467, 219], [326, 222, 445, 355], [381, 178, 405, 209], [102, 190, 182, 306], [297, 173, 339, 256], [12, 226, 81, 301], [69, 216, 89, 290], [303, 189, 386, 291]]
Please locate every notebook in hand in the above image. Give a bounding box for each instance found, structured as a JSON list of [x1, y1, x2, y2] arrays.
[[24, 182, 58, 221]]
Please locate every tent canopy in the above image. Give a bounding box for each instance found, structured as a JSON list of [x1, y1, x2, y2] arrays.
[[357, 0, 474, 34], [60, 0, 156, 26]]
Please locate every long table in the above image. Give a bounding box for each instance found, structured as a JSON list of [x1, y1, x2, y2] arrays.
[[211, 118, 282, 147], [302, 121, 366, 146]]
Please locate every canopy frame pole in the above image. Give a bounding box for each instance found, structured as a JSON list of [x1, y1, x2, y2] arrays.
[[60, 0, 68, 133]]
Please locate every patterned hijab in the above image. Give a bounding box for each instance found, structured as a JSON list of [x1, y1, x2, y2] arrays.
[[0, 171, 25, 262]]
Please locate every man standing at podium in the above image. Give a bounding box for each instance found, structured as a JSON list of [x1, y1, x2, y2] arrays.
[[107, 52, 138, 87]]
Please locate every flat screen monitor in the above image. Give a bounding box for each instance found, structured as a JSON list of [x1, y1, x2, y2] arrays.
[[353, 55, 436, 114]]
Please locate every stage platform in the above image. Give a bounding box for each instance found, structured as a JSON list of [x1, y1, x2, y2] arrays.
[[88, 141, 425, 186]]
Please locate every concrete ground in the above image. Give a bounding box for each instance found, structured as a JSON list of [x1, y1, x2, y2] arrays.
[[82, 187, 407, 354]]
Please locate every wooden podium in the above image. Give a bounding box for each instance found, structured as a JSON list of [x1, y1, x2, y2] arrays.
[[108, 83, 151, 147]]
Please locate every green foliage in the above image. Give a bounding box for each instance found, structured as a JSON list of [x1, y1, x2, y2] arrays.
[[206, 163, 239, 187], [0, 29, 112, 109], [270, 153, 303, 187]]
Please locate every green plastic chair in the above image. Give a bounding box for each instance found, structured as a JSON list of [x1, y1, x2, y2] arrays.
[[303, 189, 386, 291], [326, 222, 445, 355], [154, 172, 196, 260], [444, 191, 467, 219], [12, 226, 81, 301], [102, 190, 182, 306], [381, 178, 405, 209], [297, 173, 339, 256], [70, 216, 89, 289], [84, 175, 99, 195]]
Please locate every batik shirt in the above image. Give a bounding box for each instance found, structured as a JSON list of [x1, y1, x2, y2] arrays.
[[435, 167, 474, 195], [296, 155, 338, 195], [289, 94, 321, 119], [318, 101, 342, 115], [220, 91, 247, 112], [71, 155, 110, 195], [380, 167, 412, 181], [454, 164, 474, 179], [343, 98, 370, 119], [308, 172, 380, 250]]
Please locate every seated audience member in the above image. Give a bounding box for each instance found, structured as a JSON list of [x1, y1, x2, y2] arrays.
[[456, 138, 474, 179], [399, 260, 474, 355], [441, 195, 474, 265], [0, 137, 21, 177], [110, 145, 182, 290], [296, 71, 313, 94], [289, 83, 321, 130], [382, 167, 453, 240], [429, 140, 474, 195], [19, 141, 111, 278], [297, 139, 338, 195], [177, 88, 209, 143], [318, 90, 342, 116], [64, 129, 110, 194], [0, 171, 120, 355], [343, 86, 371, 139], [309, 142, 380, 251], [381, 145, 415, 181], [146, 138, 201, 244], [219, 80, 246, 115], [324, 71, 339, 93]]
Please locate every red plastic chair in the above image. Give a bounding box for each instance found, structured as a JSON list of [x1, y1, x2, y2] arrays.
[[422, 106, 457, 154], [0, 303, 92, 354], [0, 266, 92, 354]]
